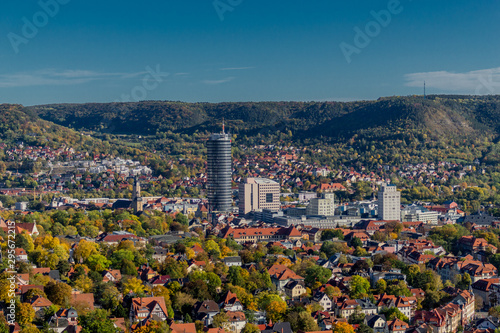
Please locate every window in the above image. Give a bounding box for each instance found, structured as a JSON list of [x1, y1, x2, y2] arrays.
[[266, 193, 273, 203]]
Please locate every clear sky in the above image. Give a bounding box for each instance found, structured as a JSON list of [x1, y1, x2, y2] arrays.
[[1, 0, 499, 105]]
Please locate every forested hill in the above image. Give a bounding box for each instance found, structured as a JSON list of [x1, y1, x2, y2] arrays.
[[0, 103, 148, 164], [28, 95, 500, 141]]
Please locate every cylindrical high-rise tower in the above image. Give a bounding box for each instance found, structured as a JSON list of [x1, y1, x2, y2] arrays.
[[206, 129, 232, 213]]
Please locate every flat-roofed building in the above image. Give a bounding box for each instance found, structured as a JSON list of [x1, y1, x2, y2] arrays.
[[378, 184, 401, 221], [306, 192, 335, 216], [238, 178, 280, 217]]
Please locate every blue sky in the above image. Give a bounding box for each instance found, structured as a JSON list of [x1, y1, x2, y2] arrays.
[[1, 0, 499, 105]]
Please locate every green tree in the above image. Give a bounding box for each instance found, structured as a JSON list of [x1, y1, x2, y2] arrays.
[[305, 266, 332, 288], [78, 309, 118, 333], [456, 273, 472, 290], [212, 312, 229, 328], [86, 254, 111, 272], [379, 307, 409, 323], [99, 284, 121, 310], [386, 280, 411, 297], [228, 266, 245, 287], [375, 279, 387, 294], [349, 275, 370, 299], [356, 323, 373, 333], [351, 237, 363, 248]]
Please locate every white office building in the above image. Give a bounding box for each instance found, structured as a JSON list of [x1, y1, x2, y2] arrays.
[[377, 184, 401, 221], [306, 192, 335, 216]]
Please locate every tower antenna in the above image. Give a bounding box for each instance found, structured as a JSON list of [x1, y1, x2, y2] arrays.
[[424, 81, 426, 99], [222, 118, 225, 134]]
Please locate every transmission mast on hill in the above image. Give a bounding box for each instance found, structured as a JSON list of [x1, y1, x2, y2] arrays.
[[424, 81, 426, 99]]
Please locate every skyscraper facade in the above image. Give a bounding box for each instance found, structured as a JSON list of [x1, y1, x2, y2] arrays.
[[207, 129, 232, 213], [378, 184, 401, 221]]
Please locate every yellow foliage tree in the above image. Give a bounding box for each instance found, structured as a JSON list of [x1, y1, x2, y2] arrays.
[[73, 275, 94, 293], [333, 322, 355, 333], [230, 285, 257, 311], [16, 302, 35, 326], [73, 239, 99, 263], [20, 323, 40, 333], [276, 257, 292, 267], [185, 248, 196, 260], [266, 300, 286, 323], [0, 274, 17, 302], [123, 277, 148, 295], [151, 285, 171, 306], [220, 245, 233, 258]]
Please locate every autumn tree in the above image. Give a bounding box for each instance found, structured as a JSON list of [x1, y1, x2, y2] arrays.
[[212, 312, 229, 328], [324, 286, 342, 299], [375, 279, 387, 294], [333, 322, 355, 333], [266, 300, 286, 323], [123, 277, 147, 295], [86, 254, 111, 272], [45, 281, 72, 307], [16, 302, 35, 327], [349, 275, 370, 299], [241, 323, 260, 333], [73, 239, 99, 263]]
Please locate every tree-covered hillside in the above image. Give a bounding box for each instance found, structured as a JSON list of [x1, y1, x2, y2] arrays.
[[29, 96, 500, 140]]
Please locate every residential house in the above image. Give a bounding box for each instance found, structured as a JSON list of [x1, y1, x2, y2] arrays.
[[267, 264, 305, 291], [102, 269, 122, 283], [170, 321, 197, 333], [387, 318, 408, 333], [71, 293, 95, 311], [193, 300, 220, 326], [223, 256, 243, 267], [312, 292, 332, 311], [152, 247, 169, 262], [356, 298, 378, 316], [284, 281, 307, 300], [226, 311, 246, 333], [364, 314, 388, 333], [48, 308, 79, 333], [375, 294, 413, 320], [129, 297, 168, 323], [472, 278, 499, 308], [29, 295, 53, 314], [14, 248, 28, 261], [261, 322, 293, 333], [458, 236, 496, 255], [220, 291, 244, 312]]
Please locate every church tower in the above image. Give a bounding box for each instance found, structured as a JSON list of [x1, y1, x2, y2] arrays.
[[132, 177, 143, 213]]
